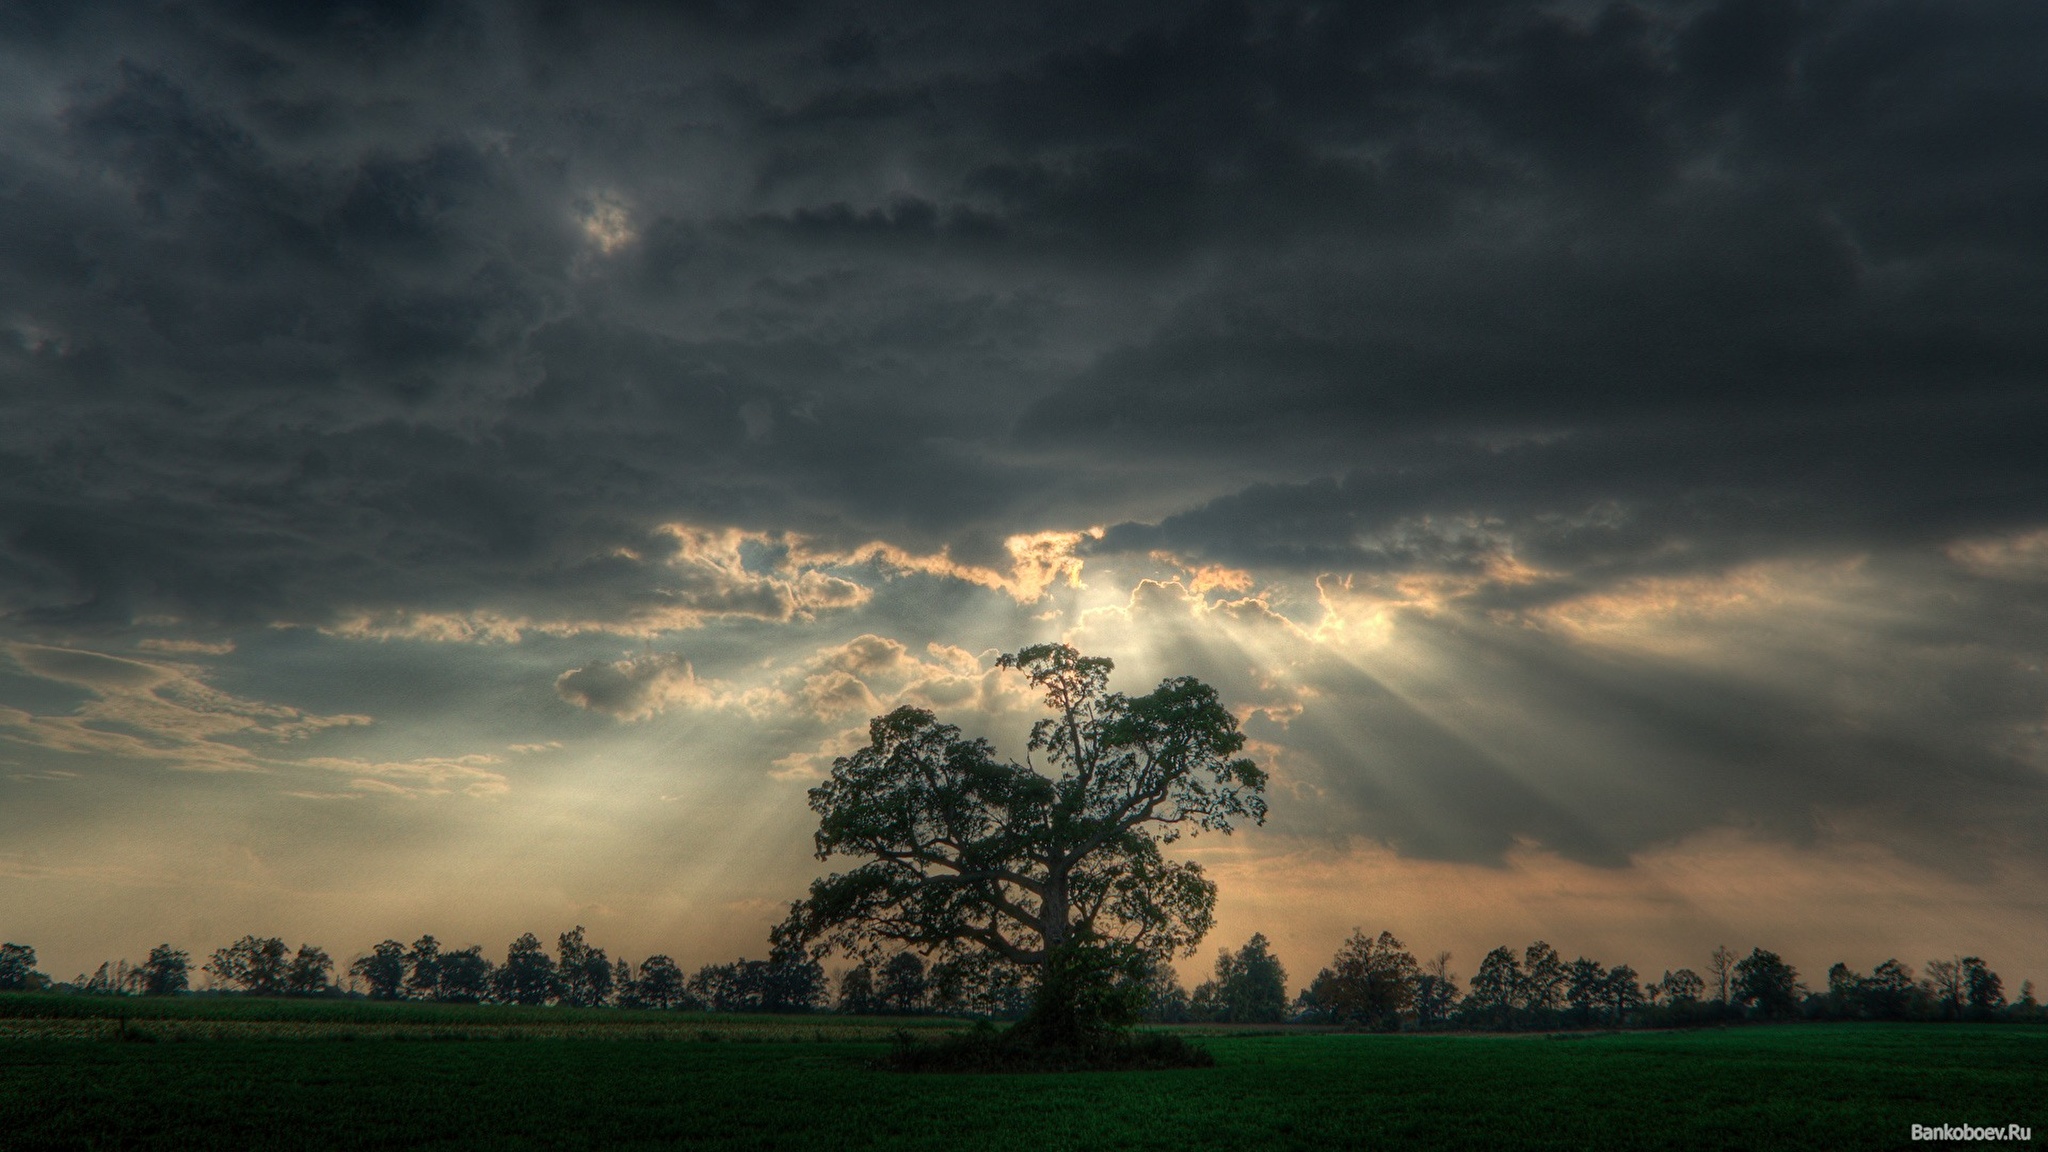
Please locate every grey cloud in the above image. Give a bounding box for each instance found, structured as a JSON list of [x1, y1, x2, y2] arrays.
[[554, 653, 702, 721], [5, 0, 2043, 635]]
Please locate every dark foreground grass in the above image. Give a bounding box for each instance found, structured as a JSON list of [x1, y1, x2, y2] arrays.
[[2, 1022, 2040, 1151], [882, 1021, 1215, 1072]]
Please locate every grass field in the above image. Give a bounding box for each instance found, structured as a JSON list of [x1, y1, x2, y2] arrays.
[[1, 995, 2040, 1150]]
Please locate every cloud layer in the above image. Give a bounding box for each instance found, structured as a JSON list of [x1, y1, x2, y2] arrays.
[[4, 1, 2041, 632]]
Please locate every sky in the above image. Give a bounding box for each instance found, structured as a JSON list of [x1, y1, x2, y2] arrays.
[[2, 0, 2046, 995]]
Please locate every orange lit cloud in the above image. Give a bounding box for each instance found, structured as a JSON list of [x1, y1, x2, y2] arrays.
[[794, 528, 1097, 604]]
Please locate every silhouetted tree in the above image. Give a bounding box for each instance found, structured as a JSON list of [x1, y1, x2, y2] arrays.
[[141, 945, 189, 996], [1520, 942, 1566, 1016], [1301, 930, 1418, 1029], [1824, 963, 1861, 1016], [1138, 955, 1192, 1023], [206, 936, 289, 995], [1565, 957, 1607, 1025], [1961, 957, 2004, 1019], [82, 960, 141, 995], [1733, 948, 1799, 1019], [1862, 959, 1915, 1019], [878, 951, 929, 1014], [556, 927, 612, 1008], [1414, 952, 1459, 1029], [1657, 968, 1704, 1005], [1465, 946, 1522, 1028], [495, 933, 558, 1005], [779, 644, 1267, 1047], [1191, 932, 1288, 1023], [285, 945, 333, 996], [635, 955, 690, 1010], [436, 946, 493, 1003], [611, 958, 637, 1008], [0, 943, 42, 991], [1923, 958, 1965, 1020], [690, 961, 750, 1011], [837, 962, 880, 1014], [1604, 964, 1643, 1019], [762, 942, 826, 1012], [928, 953, 1033, 1018], [405, 936, 442, 1001], [689, 943, 824, 1013], [350, 940, 408, 1001], [1707, 946, 1736, 1004]]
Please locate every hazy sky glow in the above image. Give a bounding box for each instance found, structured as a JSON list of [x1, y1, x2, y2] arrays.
[[3, 0, 2046, 991]]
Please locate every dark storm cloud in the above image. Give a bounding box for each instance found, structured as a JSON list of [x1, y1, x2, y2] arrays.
[[5, 0, 2044, 627]]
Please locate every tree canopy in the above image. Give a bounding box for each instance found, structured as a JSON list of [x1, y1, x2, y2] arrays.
[[0, 943, 47, 992], [1300, 930, 1417, 1030], [779, 643, 1267, 1042], [1193, 932, 1291, 1024]]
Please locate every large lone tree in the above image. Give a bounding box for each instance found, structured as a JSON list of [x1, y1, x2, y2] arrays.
[[779, 643, 1267, 1043]]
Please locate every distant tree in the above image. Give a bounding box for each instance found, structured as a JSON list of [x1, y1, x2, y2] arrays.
[[285, 945, 334, 996], [1464, 946, 1523, 1028], [762, 942, 826, 1012], [690, 943, 825, 1014], [1658, 969, 1704, 1004], [779, 645, 1267, 1048], [635, 955, 690, 1010], [690, 961, 750, 1012], [496, 933, 558, 1005], [1733, 948, 1799, 1019], [928, 953, 1032, 1019], [1414, 952, 1459, 1030], [405, 936, 442, 1001], [1825, 963, 1861, 1016], [1707, 946, 1737, 1004], [206, 936, 289, 995], [1191, 933, 1288, 1023], [1864, 959, 1916, 1020], [837, 962, 880, 1014], [82, 960, 142, 995], [556, 927, 613, 1008], [1923, 958, 1964, 1021], [436, 946, 493, 1003], [1565, 957, 1607, 1024], [1961, 957, 2004, 1019], [1301, 930, 1418, 1030], [350, 941, 408, 1001], [878, 952, 928, 1014], [141, 945, 190, 997], [0, 943, 42, 991], [1137, 955, 1191, 1023], [612, 958, 638, 1009], [1519, 942, 1566, 1014], [1604, 965, 1643, 1019]]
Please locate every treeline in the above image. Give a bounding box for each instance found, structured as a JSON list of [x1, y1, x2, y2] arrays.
[[0, 928, 1033, 1017], [1, 930, 835, 1012], [4, 930, 2040, 1029], [0, 930, 1013, 1016], [1141, 931, 2043, 1029]]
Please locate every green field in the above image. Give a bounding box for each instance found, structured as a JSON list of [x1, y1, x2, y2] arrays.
[[1, 995, 2040, 1150]]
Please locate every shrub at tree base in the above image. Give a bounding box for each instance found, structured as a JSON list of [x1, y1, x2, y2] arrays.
[[880, 1020, 1214, 1073]]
